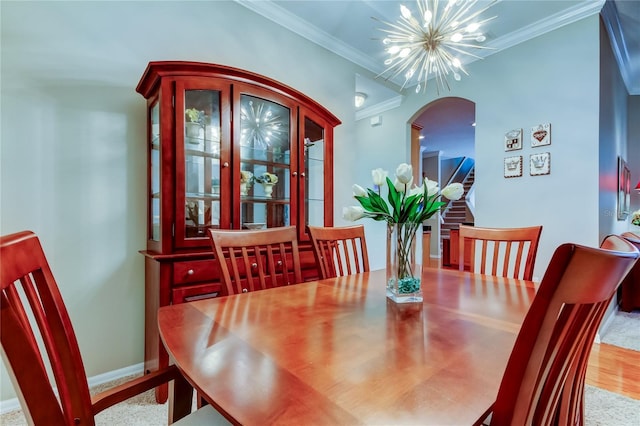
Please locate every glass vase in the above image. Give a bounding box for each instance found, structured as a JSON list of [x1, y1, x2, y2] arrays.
[[386, 222, 422, 303]]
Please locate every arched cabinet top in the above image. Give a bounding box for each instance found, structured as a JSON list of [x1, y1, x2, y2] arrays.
[[136, 61, 341, 127]]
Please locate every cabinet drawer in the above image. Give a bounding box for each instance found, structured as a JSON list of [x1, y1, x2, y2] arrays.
[[172, 282, 222, 304], [173, 259, 217, 285]]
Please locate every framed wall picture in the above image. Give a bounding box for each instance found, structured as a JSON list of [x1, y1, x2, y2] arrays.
[[618, 157, 631, 220], [505, 128, 523, 151], [531, 123, 551, 147], [504, 155, 523, 178], [530, 152, 550, 176]]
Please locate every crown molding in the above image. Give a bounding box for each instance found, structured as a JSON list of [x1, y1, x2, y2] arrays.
[[237, 0, 606, 83], [236, 0, 382, 72], [601, 0, 637, 95], [356, 95, 404, 121], [485, 0, 605, 54]]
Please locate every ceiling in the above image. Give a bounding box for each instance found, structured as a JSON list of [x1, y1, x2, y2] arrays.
[[239, 0, 640, 157]]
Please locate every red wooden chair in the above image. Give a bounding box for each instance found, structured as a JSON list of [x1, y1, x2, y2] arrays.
[[308, 225, 370, 279], [476, 234, 639, 425], [0, 230, 228, 425], [208, 226, 303, 295], [459, 225, 543, 280]]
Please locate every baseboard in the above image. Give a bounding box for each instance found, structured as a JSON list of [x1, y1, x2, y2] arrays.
[[0, 362, 144, 415]]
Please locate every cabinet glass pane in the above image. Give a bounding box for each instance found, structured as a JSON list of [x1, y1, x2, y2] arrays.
[[184, 90, 221, 238], [304, 117, 324, 227], [239, 95, 291, 230], [150, 102, 160, 241]]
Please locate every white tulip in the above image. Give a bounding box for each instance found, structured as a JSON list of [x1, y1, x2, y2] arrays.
[[441, 183, 464, 200], [371, 168, 388, 186], [423, 177, 439, 196], [343, 206, 366, 221], [352, 184, 368, 197], [408, 185, 423, 197], [395, 163, 413, 184], [394, 178, 411, 193]]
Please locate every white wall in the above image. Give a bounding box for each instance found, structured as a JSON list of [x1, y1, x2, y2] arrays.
[[1, 1, 360, 403]]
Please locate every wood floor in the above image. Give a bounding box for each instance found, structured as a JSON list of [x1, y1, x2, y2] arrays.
[[587, 342, 640, 399], [427, 257, 640, 401]]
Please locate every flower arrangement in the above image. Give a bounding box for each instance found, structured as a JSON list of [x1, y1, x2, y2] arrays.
[[632, 209, 640, 226], [240, 170, 254, 183], [255, 172, 279, 184], [344, 163, 464, 302], [343, 163, 464, 225], [185, 108, 205, 126]]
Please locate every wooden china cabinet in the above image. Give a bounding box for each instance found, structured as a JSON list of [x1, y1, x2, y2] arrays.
[[136, 61, 340, 402]]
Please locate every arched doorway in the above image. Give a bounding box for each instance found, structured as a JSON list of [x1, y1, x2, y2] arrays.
[[409, 97, 476, 262]]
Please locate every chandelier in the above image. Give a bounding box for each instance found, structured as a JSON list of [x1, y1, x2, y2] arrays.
[[377, 0, 497, 94]]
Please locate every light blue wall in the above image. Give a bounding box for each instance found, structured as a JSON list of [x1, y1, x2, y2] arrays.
[[599, 17, 632, 241]]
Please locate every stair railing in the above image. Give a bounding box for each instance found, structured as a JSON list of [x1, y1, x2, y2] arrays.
[[440, 157, 475, 222]]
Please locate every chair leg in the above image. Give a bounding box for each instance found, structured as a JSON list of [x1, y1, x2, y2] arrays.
[[169, 374, 194, 423]]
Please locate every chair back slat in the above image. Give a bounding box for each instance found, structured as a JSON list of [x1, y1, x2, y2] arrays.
[[488, 234, 639, 425], [1, 231, 94, 426], [208, 227, 303, 295], [459, 225, 543, 280], [308, 225, 370, 280]]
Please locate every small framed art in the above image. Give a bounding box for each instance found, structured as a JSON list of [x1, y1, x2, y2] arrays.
[[530, 152, 550, 176], [505, 128, 523, 151], [618, 157, 631, 220], [531, 123, 551, 147], [504, 155, 523, 178]]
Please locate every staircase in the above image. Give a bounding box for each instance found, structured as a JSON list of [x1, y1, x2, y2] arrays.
[[441, 168, 474, 240]]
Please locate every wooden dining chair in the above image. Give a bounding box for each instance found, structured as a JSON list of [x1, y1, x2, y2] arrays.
[[308, 225, 370, 279], [208, 226, 303, 295], [475, 234, 639, 426], [0, 230, 229, 425], [458, 224, 543, 280], [619, 231, 640, 312]]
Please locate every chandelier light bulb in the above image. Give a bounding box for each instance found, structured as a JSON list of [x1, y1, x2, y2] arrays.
[[376, 0, 497, 94], [466, 22, 480, 32], [400, 5, 412, 19], [423, 10, 432, 24]]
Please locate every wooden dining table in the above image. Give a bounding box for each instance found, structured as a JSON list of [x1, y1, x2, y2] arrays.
[[158, 267, 537, 425]]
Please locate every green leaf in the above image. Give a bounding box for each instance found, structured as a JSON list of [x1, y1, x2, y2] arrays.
[[386, 177, 402, 222], [368, 189, 391, 215]]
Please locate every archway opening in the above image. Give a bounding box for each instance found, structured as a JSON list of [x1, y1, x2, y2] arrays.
[[410, 97, 476, 263]]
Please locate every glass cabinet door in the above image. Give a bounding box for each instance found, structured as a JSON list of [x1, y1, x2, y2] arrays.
[[175, 80, 230, 247], [184, 89, 222, 238], [303, 116, 325, 229], [238, 94, 292, 230], [149, 101, 160, 242]]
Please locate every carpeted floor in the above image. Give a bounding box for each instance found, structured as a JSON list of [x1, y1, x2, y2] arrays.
[[2, 382, 638, 426], [2, 312, 639, 425], [601, 310, 640, 352]]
